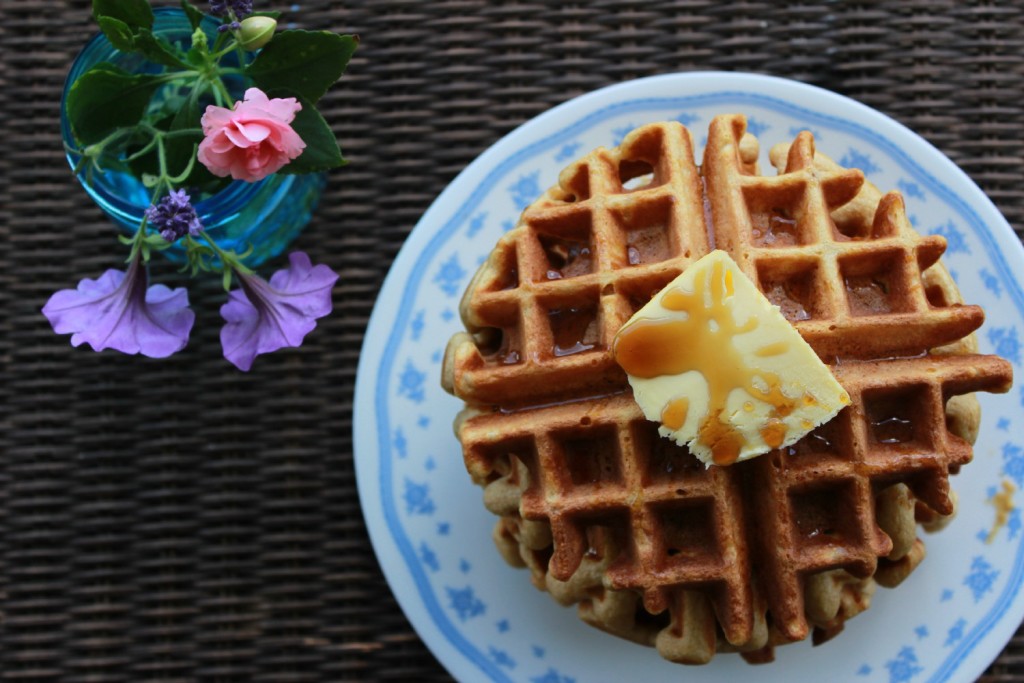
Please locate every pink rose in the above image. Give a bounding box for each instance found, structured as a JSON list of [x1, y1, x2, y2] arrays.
[[197, 87, 306, 182]]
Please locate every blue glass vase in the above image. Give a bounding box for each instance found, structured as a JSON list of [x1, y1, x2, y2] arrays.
[[60, 8, 326, 267]]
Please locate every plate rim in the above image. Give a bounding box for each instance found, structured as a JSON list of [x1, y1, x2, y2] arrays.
[[354, 70, 1024, 683]]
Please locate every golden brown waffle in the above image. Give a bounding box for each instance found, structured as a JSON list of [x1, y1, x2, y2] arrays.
[[442, 115, 1014, 664]]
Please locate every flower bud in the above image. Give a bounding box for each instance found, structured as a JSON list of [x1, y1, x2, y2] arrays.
[[191, 26, 208, 51], [239, 16, 276, 50]]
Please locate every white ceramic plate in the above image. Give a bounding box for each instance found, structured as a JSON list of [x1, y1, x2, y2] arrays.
[[354, 72, 1024, 683]]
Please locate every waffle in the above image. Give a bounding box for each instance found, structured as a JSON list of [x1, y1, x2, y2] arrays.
[[442, 115, 1013, 663]]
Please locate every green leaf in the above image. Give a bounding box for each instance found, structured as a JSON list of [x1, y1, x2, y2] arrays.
[[96, 15, 136, 52], [135, 29, 191, 69], [92, 0, 153, 29], [251, 10, 282, 19], [245, 30, 358, 104], [170, 94, 201, 138], [165, 111, 201, 176], [275, 93, 345, 174], [66, 65, 161, 145], [144, 233, 172, 250], [180, 0, 206, 30], [165, 91, 220, 188]]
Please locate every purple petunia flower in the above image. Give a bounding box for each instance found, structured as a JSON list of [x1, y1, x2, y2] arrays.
[[42, 255, 195, 358], [145, 189, 203, 243], [210, 0, 253, 18], [219, 251, 338, 371]]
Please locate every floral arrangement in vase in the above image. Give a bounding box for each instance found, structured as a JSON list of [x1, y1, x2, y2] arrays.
[[44, 0, 357, 370]]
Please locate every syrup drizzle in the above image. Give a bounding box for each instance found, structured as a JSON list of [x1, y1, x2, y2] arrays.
[[761, 419, 787, 449], [661, 398, 689, 431], [613, 258, 805, 465], [987, 480, 1017, 544]]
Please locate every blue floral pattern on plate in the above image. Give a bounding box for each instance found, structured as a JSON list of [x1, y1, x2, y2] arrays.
[[354, 73, 1024, 683]]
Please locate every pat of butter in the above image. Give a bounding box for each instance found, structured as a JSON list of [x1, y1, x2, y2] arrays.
[[612, 250, 849, 467]]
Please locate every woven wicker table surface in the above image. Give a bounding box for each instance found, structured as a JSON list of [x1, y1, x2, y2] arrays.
[[3, 1, 1023, 681]]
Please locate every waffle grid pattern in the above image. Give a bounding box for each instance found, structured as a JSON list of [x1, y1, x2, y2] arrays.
[[705, 116, 983, 360], [452, 124, 709, 406], [462, 394, 754, 646], [448, 117, 1014, 662]]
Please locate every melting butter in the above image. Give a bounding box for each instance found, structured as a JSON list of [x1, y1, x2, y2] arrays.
[[612, 250, 849, 467]]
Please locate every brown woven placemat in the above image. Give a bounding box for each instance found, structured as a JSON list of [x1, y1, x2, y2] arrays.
[[2, 1, 1023, 680]]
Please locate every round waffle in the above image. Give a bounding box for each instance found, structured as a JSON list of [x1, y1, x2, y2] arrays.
[[442, 115, 1013, 664]]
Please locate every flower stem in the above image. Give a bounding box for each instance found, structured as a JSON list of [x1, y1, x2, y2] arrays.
[[80, 127, 132, 155], [69, 126, 135, 174], [211, 77, 235, 107], [156, 134, 170, 180], [210, 41, 242, 61], [127, 185, 169, 263], [124, 135, 159, 162], [154, 70, 201, 85], [125, 136, 180, 264], [197, 230, 253, 280], [212, 30, 227, 53]]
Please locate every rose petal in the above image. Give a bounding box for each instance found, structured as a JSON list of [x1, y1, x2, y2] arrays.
[[241, 87, 270, 108], [224, 125, 256, 148], [262, 96, 301, 124], [197, 87, 307, 182], [200, 104, 236, 133], [235, 121, 271, 143], [209, 131, 237, 154]]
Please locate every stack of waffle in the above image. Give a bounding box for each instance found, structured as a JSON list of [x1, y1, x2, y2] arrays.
[[442, 115, 1013, 663]]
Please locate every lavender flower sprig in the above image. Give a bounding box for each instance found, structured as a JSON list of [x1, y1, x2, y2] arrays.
[[210, 0, 252, 33], [210, 0, 253, 19], [145, 189, 203, 242]]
